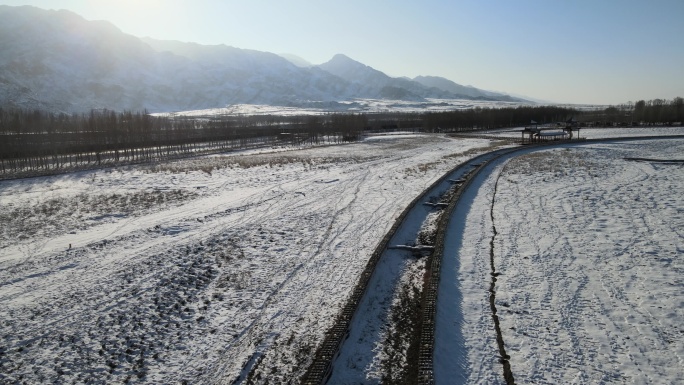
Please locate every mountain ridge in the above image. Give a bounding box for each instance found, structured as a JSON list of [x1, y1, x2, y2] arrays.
[[0, 5, 529, 113]]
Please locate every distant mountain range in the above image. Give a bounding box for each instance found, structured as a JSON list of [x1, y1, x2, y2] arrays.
[[0, 5, 528, 113]]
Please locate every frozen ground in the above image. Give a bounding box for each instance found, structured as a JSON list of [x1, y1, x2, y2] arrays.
[[3, 128, 681, 384], [152, 98, 531, 117], [0, 134, 500, 384], [437, 137, 684, 384]]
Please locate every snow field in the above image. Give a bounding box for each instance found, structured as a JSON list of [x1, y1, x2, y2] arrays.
[[439, 138, 683, 384], [0, 134, 498, 384], [152, 98, 530, 118]]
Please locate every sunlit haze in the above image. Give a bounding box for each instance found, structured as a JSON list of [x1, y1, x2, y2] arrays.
[[2, 0, 683, 105]]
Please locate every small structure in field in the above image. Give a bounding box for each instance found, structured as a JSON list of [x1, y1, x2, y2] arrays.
[[521, 118, 582, 144]]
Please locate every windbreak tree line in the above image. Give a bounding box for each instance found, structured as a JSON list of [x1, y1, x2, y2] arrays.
[[421, 105, 578, 131], [0, 109, 367, 175], [7, 100, 673, 177], [0, 105, 581, 175], [351, 105, 580, 133], [582, 97, 684, 125], [630, 97, 683, 124]]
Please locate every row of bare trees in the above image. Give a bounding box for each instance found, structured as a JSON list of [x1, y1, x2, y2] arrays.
[[421, 105, 579, 131], [581, 97, 684, 125], [632, 97, 683, 124], [0, 104, 586, 176], [0, 109, 368, 175]]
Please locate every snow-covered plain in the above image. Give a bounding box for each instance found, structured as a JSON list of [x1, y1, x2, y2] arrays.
[[152, 98, 531, 117], [2, 129, 682, 384], [151, 99, 618, 119], [437, 137, 684, 384], [0, 134, 498, 384]]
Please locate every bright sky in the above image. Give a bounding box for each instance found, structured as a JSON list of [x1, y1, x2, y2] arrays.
[[2, 0, 683, 105]]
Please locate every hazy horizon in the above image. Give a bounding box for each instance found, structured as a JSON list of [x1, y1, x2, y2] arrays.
[[2, 0, 683, 105]]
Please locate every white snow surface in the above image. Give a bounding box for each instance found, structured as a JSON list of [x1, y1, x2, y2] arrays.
[[437, 138, 684, 384], [151, 98, 530, 117], [3, 130, 682, 384], [0, 134, 495, 384]]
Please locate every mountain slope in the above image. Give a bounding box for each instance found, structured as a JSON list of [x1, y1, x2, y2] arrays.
[[413, 75, 525, 102], [139, 37, 358, 106], [0, 6, 358, 112], [278, 53, 313, 68], [318, 54, 458, 101], [0, 5, 527, 113]]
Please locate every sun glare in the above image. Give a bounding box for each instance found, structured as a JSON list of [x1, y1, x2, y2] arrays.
[[78, 0, 186, 39]]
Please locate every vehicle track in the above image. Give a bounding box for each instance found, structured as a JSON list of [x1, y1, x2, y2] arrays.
[[301, 145, 522, 384], [205, 150, 432, 383], [303, 134, 684, 385]]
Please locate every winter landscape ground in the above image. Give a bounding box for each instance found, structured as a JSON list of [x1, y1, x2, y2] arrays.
[[152, 99, 536, 118], [1, 127, 682, 384], [0, 133, 499, 384], [436, 131, 684, 384]]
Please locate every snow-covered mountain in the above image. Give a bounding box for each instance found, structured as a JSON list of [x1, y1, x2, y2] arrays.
[[412, 75, 521, 101], [278, 53, 313, 68], [317, 54, 449, 101], [0, 5, 527, 113]]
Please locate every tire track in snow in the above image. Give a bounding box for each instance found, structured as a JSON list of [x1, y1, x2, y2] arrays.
[[211, 154, 412, 383], [304, 145, 522, 384]]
